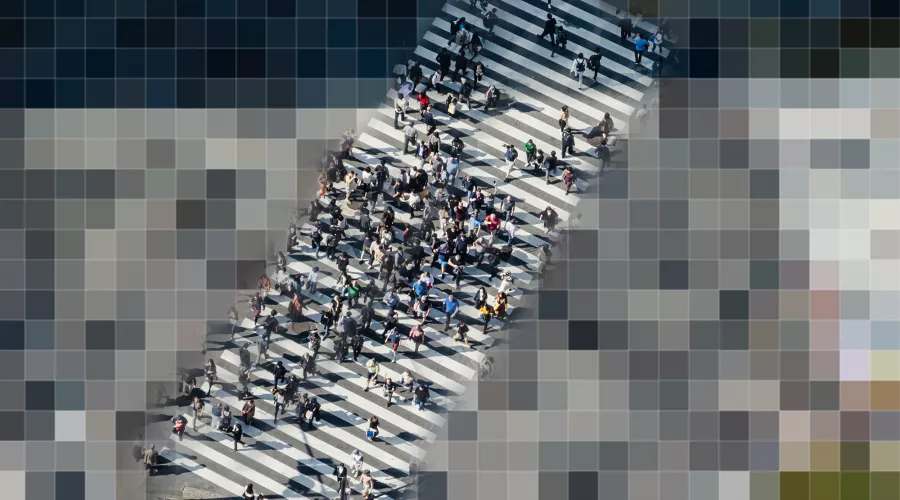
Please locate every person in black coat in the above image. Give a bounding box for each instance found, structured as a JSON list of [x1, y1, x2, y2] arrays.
[[359, 304, 375, 332], [618, 13, 632, 43], [381, 310, 399, 338], [587, 47, 602, 83], [333, 464, 349, 499], [453, 50, 468, 83], [436, 48, 452, 78], [273, 361, 288, 387], [414, 384, 430, 411], [302, 397, 321, 429], [351, 334, 365, 363], [561, 127, 575, 158], [538, 13, 557, 43], [231, 422, 244, 451]]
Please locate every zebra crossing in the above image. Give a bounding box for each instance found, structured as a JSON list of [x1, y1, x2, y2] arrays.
[[161, 1, 661, 497]]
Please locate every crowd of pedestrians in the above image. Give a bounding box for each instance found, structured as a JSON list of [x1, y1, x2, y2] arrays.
[[151, 3, 671, 498]]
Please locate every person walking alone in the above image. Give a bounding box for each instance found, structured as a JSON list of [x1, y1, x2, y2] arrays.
[[232, 422, 245, 451]]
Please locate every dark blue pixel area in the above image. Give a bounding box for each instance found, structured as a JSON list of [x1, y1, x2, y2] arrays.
[[0, 0, 430, 108]]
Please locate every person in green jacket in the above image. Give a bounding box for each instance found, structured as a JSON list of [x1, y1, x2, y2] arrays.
[[524, 139, 537, 166], [345, 279, 361, 308]]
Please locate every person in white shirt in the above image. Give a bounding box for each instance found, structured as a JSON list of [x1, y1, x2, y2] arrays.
[[349, 449, 365, 479], [504, 219, 516, 245], [306, 267, 320, 294], [635, 104, 649, 127], [406, 191, 422, 216], [570, 52, 587, 90], [361, 168, 373, 186], [651, 30, 664, 53]]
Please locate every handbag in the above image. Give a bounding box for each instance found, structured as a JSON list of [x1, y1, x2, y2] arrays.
[[305, 410, 313, 419], [366, 429, 375, 438], [448, 102, 457, 115]]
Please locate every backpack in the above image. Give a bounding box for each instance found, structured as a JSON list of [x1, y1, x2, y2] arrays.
[[575, 59, 585, 72]]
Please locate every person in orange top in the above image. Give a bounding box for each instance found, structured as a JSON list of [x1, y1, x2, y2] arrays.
[[258, 274, 271, 299], [289, 293, 303, 322]]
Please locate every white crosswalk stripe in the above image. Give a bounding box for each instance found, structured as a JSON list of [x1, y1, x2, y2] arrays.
[[164, 1, 651, 496]]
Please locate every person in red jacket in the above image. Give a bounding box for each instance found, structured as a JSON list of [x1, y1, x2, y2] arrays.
[[417, 92, 430, 113]]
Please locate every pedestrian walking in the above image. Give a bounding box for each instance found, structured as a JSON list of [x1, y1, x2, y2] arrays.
[[388, 328, 401, 362], [255, 336, 270, 365], [241, 399, 255, 425], [393, 95, 406, 129], [204, 359, 217, 396], [414, 383, 430, 411], [383, 377, 397, 407], [181, 370, 196, 396], [273, 389, 287, 421], [570, 53, 587, 89], [367, 416, 381, 441], [191, 396, 205, 430], [558, 105, 569, 132], [409, 324, 425, 353], [502, 144, 518, 181], [333, 464, 349, 500], [561, 127, 575, 158], [473, 61, 485, 89], [596, 139, 611, 172], [550, 25, 567, 57], [249, 293, 263, 324], [618, 11, 632, 42], [443, 294, 460, 332], [538, 13, 556, 43], [172, 415, 187, 442], [634, 33, 649, 64], [211, 402, 223, 430], [453, 49, 468, 82], [364, 358, 380, 391], [587, 47, 602, 83], [143, 444, 159, 475], [563, 167, 576, 194], [350, 450, 365, 480], [242, 484, 255, 499], [402, 121, 418, 155], [454, 321, 471, 347]]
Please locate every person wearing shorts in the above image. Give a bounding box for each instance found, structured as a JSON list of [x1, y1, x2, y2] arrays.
[[364, 358, 380, 391], [502, 144, 518, 181], [388, 328, 401, 362]]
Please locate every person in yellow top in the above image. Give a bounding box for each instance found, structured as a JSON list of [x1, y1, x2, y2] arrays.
[[479, 303, 493, 332]]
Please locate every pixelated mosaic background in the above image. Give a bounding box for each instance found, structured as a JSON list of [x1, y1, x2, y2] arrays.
[[3, 0, 900, 499]]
